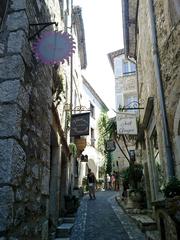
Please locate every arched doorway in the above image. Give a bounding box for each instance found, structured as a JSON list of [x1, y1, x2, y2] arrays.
[[49, 127, 61, 231]]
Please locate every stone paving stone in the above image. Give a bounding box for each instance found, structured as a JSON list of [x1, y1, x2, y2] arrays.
[[70, 191, 145, 240]]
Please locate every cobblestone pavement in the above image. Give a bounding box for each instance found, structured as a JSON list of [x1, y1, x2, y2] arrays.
[[70, 191, 145, 240]]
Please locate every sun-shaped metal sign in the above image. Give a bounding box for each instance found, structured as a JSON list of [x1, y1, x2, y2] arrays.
[[32, 31, 76, 65]]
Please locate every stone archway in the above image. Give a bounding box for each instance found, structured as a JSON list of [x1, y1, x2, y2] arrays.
[[173, 100, 180, 178], [49, 127, 61, 231]]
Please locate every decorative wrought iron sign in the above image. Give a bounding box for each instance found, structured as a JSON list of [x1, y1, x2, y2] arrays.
[[65, 104, 90, 112], [70, 112, 90, 137], [118, 100, 144, 111], [105, 139, 116, 152], [32, 31, 76, 65]]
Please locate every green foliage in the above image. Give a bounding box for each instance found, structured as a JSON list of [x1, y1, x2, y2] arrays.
[[82, 177, 89, 191], [105, 118, 117, 139], [163, 177, 180, 198], [106, 151, 112, 175], [122, 163, 143, 189], [97, 112, 109, 154], [69, 143, 77, 157], [53, 72, 65, 107]]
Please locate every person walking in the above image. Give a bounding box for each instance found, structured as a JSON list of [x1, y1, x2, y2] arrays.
[[87, 169, 96, 200], [106, 173, 111, 190]]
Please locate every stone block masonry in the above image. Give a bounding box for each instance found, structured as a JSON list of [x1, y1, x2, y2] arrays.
[[0, 0, 63, 239]]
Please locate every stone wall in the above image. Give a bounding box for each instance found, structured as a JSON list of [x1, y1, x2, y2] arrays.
[[154, 0, 180, 178], [0, 0, 64, 238], [136, 0, 166, 202], [137, 0, 180, 179]]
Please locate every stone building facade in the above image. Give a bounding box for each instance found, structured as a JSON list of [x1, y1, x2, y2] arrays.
[[122, 0, 180, 239], [0, 0, 86, 239], [108, 49, 138, 172], [78, 76, 109, 183]]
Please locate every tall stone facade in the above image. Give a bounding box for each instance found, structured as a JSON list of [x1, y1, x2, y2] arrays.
[[122, 0, 180, 239], [154, 0, 180, 177], [0, 0, 76, 239]]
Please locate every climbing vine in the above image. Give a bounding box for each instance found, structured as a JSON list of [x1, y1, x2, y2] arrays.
[[52, 68, 65, 108], [97, 112, 109, 154], [69, 143, 77, 157]]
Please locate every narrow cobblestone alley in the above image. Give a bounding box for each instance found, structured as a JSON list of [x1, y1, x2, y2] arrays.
[[70, 191, 145, 240]]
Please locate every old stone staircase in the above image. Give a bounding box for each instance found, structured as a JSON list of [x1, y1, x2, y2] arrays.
[[116, 196, 161, 240], [50, 216, 75, 240], [129, 214, 160, 240]]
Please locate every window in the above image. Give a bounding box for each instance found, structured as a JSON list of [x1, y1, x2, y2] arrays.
[[123, 95, 138, 113], [90, 103, 95, 118], [130, 62, 136, 73], [114, 56, 122, 77], [123, 61, 129, 74]]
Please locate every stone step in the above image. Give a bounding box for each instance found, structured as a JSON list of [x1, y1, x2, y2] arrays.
[[56, 223, 74, 238], [145, 230, 161, 240], [63, 217, 75, 223], [58, 218, 64, 225], [129, 214, 157, 232], [65, 213, 75, 218]]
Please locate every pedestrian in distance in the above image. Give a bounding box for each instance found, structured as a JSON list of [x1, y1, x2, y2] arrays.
[[106, 173, 111, 190], [87, 168, 96, 200], [111, 172, 116, 190]]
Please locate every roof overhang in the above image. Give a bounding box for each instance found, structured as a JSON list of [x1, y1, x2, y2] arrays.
[[122, 0, 138, 60], [107, 49, 125, 72], [73, 6, 87, 69]]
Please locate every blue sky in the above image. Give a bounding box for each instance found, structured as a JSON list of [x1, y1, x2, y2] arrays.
[[73, 0, 124, 114]]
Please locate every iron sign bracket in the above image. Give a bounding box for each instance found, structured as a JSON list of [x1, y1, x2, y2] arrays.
[[28, 22, 58, 40], [118, 100, 144, 111]]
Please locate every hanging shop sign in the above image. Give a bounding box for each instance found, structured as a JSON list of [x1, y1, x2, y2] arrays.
[[116, 112, 137, 135], [74, 138, 87, 151], [105, 139, 116, 152], [70, 112, 90, 137], [32, 31, 76, 64]]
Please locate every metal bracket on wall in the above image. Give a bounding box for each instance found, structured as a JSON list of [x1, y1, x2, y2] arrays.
[[28, 22, 58, 40], [65, 104, 90, 112], [118, 100, 144, 111]]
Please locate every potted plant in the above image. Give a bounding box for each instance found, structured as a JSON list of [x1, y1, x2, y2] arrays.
[[163, 177, 180, 217], [163, 177, 180, 198], [122, 163, 145, 208]]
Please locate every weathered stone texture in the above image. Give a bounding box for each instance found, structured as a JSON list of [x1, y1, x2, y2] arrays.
[[8, 30, 32, 66], [0, 55, 25, 80], [0, 186, 14, 232], [41, 167, 50, 195], [0, 139, 26, 184], [0, 80, 20, 102], [10, 0, 27, 11], [0, 0, 64, 238], [6, 11, 28, 33], [0, 43, 5, 55], [0, 104, 22, 138], [41, 220, 49, 240], [154, 0, 180, 173]]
